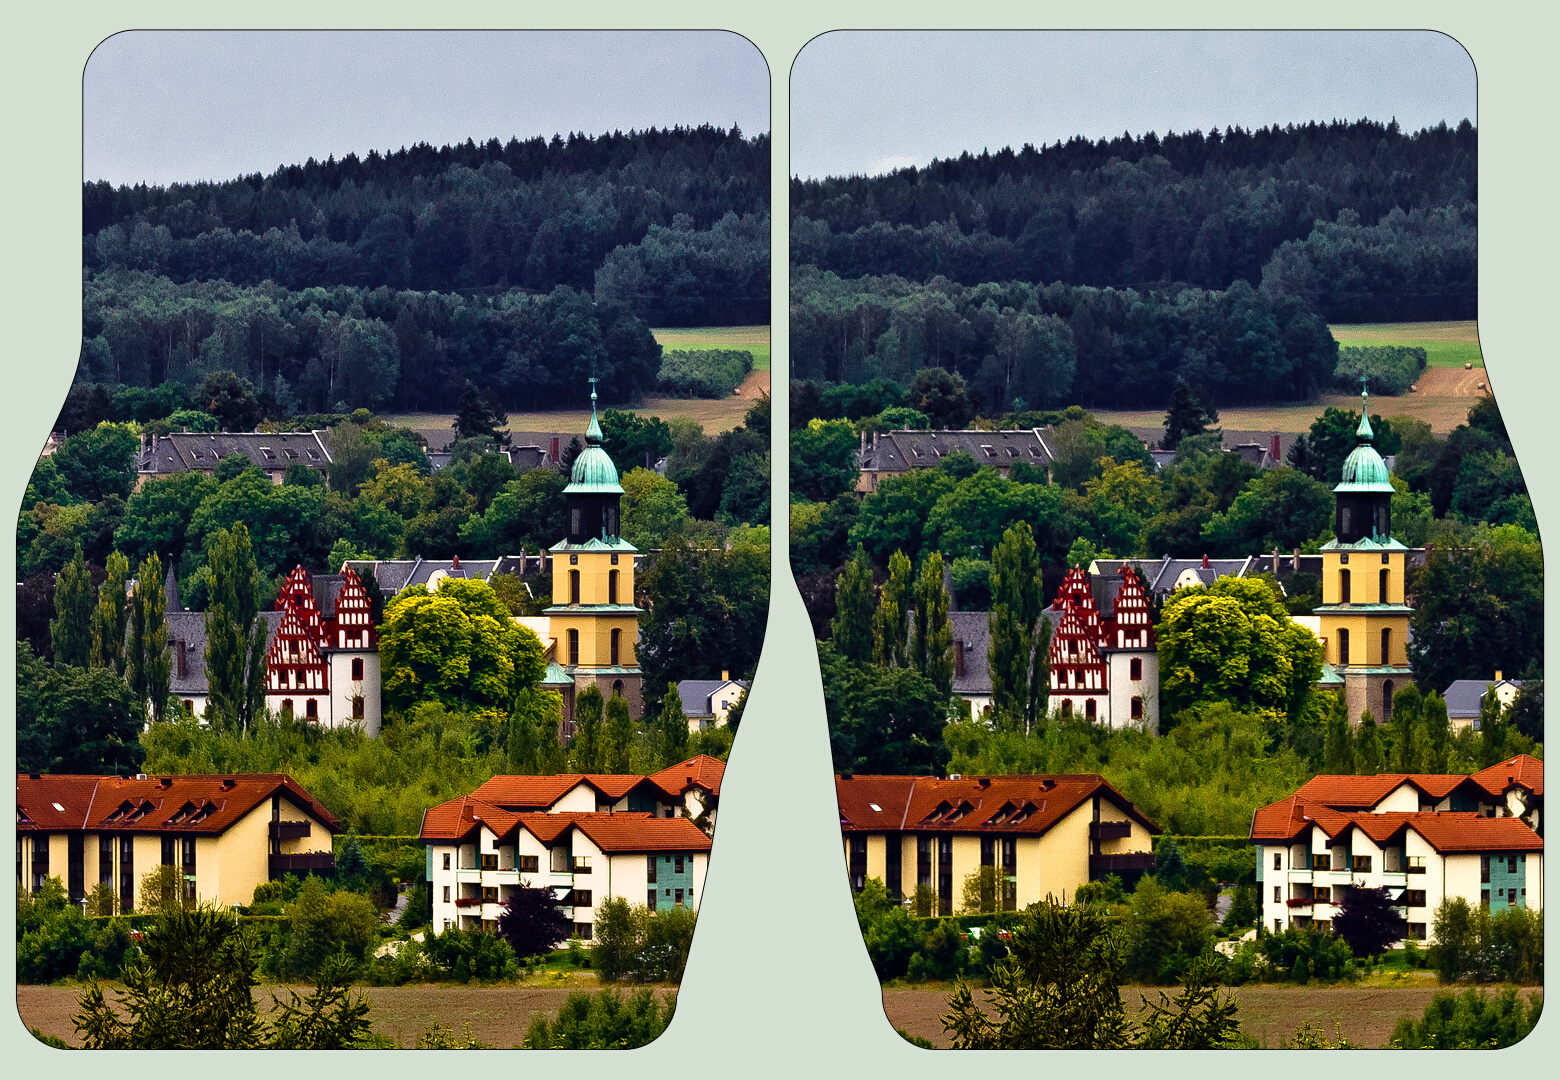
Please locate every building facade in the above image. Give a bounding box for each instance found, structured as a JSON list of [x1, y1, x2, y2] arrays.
[[17, 773, 338, 909], [837, 774, 1159, 914], [1045, 564, 1158, 728]]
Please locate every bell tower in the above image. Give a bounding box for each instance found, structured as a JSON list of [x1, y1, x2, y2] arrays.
[[546, 381, 644, 721], [1315, 382, 1414, 724]]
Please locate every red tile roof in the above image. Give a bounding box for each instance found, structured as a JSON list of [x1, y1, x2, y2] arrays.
[[1291, 773, 1480, 808], [1250, 803, 1543, 854], [648, 755, 726, 801], [1403, 812, 1544, 853], [571, 813, 712, 853], [418, 802, 711, 853], [1249, 796, 1356, 842], [418, 795, 522, 843], [835, 775, 1160, 836], [1471, 754, 1544, 800], [16, 773, 340, 835], [469, 772, 677, 809]]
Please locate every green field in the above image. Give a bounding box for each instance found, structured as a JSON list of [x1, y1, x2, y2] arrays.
[[1329, 320, 1483, 368], [652, 325, 770, 371]]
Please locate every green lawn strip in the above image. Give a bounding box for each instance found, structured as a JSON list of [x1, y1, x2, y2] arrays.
[[652, 327, 771, 371], [1330, 321, 1483, 368]]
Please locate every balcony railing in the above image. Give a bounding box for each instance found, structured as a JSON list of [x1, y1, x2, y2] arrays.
[[1089, 821, 1132, 841], [454, 897, 482, 908], [1089, 853, 1154, 875], [1287, 897, 1314, 908], [269, 852, 335, 875], [270, 820, 311, 840]]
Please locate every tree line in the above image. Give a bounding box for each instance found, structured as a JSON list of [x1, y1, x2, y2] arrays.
[[85, 125, 769, 322], [792, 118, 1475, 323]]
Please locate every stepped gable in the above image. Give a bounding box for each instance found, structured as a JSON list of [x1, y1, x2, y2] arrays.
[[276, 564, 325, 642], [325, 563, 377, 650], [1100, 563, 1155, 651], [265, 605, 327, 692]]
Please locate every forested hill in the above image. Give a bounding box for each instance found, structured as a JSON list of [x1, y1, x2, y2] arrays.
[[791, 118, 1474, 323], [83, 125, 769, 322], [77, 126, 769, 413]]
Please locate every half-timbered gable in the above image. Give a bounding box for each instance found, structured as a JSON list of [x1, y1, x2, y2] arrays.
[[276, 564, 326, 642], [323, 565, 377, 651], [266, 606, 329, 698]]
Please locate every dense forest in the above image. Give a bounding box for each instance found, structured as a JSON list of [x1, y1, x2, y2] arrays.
[[791, 119, 1474, 409], [78, 126, 770, 412]]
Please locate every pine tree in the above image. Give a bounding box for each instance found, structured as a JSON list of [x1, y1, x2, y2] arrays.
[[1421, 690, 1451, 772], [871, 549, 912, 667], [128, 554, 171, 724], [831, 545, 875, 664], [571, 684, 605, 771], [453, 381, 511, 446], [1162, 377, 1220, 451], [1354, 710, 1386, 775], [1387, 684, 1424, 772], [988, 523, 1045, 728], [507, 687, 561, 774], [604, 694, 634, 773], [1028, 615, 1053, 728], [51, 543, 93, 667], [1322, 692, 1353, 774], [658, 682, 689, 767], [1476, 687, 1510, 768], [203, 525, 265, 733], [90, 550, 132, 673], [911, 551, 954, 697]]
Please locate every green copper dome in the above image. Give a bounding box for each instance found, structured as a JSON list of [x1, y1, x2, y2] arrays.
[[1333, 383, 1396, 494], [565, 382, 623, 495]]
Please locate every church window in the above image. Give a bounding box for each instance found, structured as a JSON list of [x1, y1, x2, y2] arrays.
[[1381, 628, 1392, 666], [1341, 507, 1351, 535], [609, 570, 619, 605], [570, 508, 581, 535], [611, 628, 621, 666], [1338, 629, 1350, 666], [1380, 568, 1389, 602], [1339, 569, 1351, 603], [606, 507, 618, 536], [569, 629, 580, 665], [571, 570, 581, 604], [612, 679, 624, 698]]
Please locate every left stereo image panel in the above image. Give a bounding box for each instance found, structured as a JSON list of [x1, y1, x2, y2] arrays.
[[16, 29, 771, 1050]]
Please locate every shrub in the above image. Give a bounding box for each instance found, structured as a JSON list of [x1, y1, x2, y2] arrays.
[[422, 924, 518, 982], [906, 918, 971, 982], [656, 348, 753, 398], [1333, 345, 1426, 396], [523, 987, 675, 1049], [591, 896, 697, 983], [16, 879, 95, 984], [1123, 875, 1214, 983], [1389, 986, 1543, 1049], [280, 876, 381, 979], [1258, 925, 1355, 983]]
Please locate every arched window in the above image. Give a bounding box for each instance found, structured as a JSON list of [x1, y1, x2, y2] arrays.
[[1381, 627, 1392, 666], [570, 570, 581, 604], [609, 570, 619, 605], [611, 628, 621, 666], [1130, 696, 1143, 720], [1339, 569, 1351, 603], [1379, 568, 1390, 603], [612, 679, 624, 698], [1061, 700, 1073, 718], [1085, 699, 1097, 720], [1338, 628, 1350, 666], [1383, 680, 1395, 721], [1130, 658, 1142, 681], [568, 629, 580, 665]]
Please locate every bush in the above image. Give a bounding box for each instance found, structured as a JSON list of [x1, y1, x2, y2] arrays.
[[656, 349, 753, 398], [16, 879, 95, 984], [1123, 875, 1214, 983], [906, 918, 971, 982], [1333, 345, 1427, 396], [523, 987, 675, 1049], [422, 924, 518, 983], [280, 876, 381, 979], [1390, 986, 1543, 1049], [591, 896, 697, 983], [1431, 897, 1544, 984], [853, 879, 920, 980], [1258, 925, 1356, 984]]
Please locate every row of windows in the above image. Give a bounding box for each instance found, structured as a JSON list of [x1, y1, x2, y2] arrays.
[[568, 569, 622, 604], [566, 628, 624, 666], [1337, 567, 1393, 603], [1054, 697, 1144, 720]]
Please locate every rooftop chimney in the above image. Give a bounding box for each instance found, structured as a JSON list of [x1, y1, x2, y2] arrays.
[[452, 555, 460, 570], [1496, 670, 1503, 682], [549, 436, 560, 464], [1270, 433, 1281, 461], [1201, 554, 1209, 569], [721, 670, 730, 682]]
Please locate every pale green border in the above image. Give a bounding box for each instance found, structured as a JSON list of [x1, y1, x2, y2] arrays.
[[4, 3, 1556, 1074]]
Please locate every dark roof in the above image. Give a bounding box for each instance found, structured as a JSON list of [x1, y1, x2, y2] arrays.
[[16, 773, 341, 835], [1443, 679, 1524, 718], [162, 610, 284, 694], [861, 428, 1054, 474], [139, 431, 331, 476], [676, 679, 749, 717], [949, 611, 991, 695], [344, 557, 536, 595], [836, 774, 1160, 837]]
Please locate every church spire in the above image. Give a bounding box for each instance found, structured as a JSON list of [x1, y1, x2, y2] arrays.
[[585, 377, 603, 446], [1355, 377, 1374, 443]]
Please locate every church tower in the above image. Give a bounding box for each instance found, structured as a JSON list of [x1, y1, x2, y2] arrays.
[[1315, 383, 1413, 724], [547, 381, 644, 721]]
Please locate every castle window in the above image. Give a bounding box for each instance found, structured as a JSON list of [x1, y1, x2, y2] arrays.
[[282, 699, 294, 717], [1339, 569, 1351, 603], [305, 700, 318, 721], [1338, 629, 1350, 666], [1131, 696, 1143, 719], [1061, 700, 1073, 718], [569, 629, 580, 665], [352, 696, 364, 720], [352, 658, 364, 680], [1130, 658, 1142, 681], [1085, 699, 1096, 720]]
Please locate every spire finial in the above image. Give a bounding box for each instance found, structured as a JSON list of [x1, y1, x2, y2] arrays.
[[585, 376, 603, 445], [1355, 375, 1374, 444]]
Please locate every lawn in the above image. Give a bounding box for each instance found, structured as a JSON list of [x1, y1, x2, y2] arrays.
[[653, 325, 770, 371], [1330, 320, 1484, 369]]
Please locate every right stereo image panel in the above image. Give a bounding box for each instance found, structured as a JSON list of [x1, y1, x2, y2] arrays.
[[790, 30, 1542, 1050]]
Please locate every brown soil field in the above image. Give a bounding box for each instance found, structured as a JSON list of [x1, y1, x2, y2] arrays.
[[880, 982, 1539, 1049], [17, 979, 673, 1049]]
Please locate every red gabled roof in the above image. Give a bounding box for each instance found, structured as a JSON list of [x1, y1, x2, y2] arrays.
[[570, 813, 712, 853], [835, 774, 1159, 837], [16, 773, 340, 835], [647, 755, 726, 801], [1292, 773, 1488, 809], [1471, 754, 1544, 800], [1404, 812, 1544, 853], [1249, 796, 1356, 843], [1250, 804, 1543, 854]]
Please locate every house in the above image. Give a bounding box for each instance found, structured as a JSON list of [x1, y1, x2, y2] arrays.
[[461, 755, 725, 834], [420, 769, 717, 937], [135, 430, 332, 490], [1443, 675, 1526, 732], [16, 772, 339, 910], [677, 673, 749, 731], [949, 610, 992, 718], [856, 427, 1055, 492], [836, 774, 1159, 915], [648, 755, 726, 831], [160, 567, 285, 721], [1251, 757, 1544, 940]]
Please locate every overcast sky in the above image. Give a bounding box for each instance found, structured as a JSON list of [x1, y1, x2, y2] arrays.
[[84, 30, 770, 186], [791, 30, 1476, 179]]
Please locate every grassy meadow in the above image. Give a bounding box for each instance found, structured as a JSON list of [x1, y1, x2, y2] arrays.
[[1330, 320, 1483, 369], [652, 325, 771, 371]]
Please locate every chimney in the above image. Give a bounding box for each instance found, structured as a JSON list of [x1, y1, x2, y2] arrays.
[[1272, 548, 1280, 574], [861, 429, 868, 454], [1495, 670, 1503, 682], [1270, 433, 1281, 461], [721, 670, 730, 682], [1293, 547, 1301, 569], [452, 555, 460, 570], [1201, 554, 1209, 569], [549, 436, 560, 464], [872, 431, 879, 450], [176, 640, 187, 680]]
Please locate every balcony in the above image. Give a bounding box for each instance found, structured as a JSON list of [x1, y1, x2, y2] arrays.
[[1286, 898, 1313, 908], [1090, 853, 1154, 875], [270, 820, 311, 840], [454, 896, 482, 908], [269, 852, 335, 875], [1089, 821, 1132, 841]]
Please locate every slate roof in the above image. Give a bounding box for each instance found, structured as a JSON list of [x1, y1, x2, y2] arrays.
[[1443, 679, 1524, 719], [860, 428, 1055, 475], [676, 679, 749, 717], [161, 610, 285, 695], [138, 431, 331, 476], [835, 774, 1160, 837], [949, 611, 991, 696], [16, 773, 341, 835], [343, 556, 534, 595]]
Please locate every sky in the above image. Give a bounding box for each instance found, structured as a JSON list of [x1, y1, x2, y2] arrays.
[[84, 30, 770, 186], [791, 30, 1477, 179]]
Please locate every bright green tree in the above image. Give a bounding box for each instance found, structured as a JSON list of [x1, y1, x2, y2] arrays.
[[571, 684, 605, 772], [89, 550, 132, 674], [831, 545, 876, 664], [202, 525, 270, 733], [987, 523, 1045, 730], [911, 551, 954, 697], [1421, 690, 1452, 772], [127, 554, 171, 724], [50, 543, 93, 667], [1387, 683, 1425, 772], [871, 549, 912, 667], [619, 467, 691, 549], [1354, 710, 1386, 776], [1321, 692, 1353, 774], [658, 682, 690, 767], [379, 578, 547, 713], [508, 688, 565, 774]]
